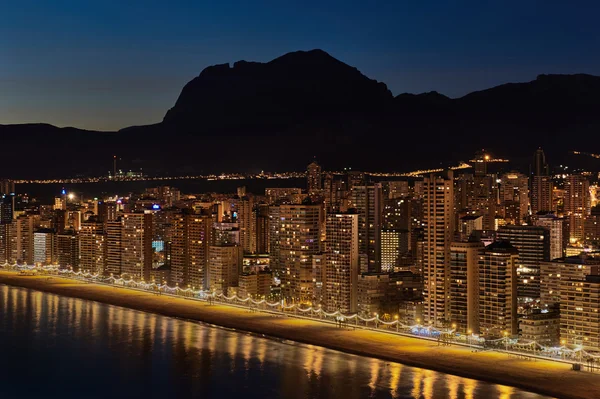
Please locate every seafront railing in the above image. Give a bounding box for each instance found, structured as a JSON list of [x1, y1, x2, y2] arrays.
[[2, 262, 600, 369]]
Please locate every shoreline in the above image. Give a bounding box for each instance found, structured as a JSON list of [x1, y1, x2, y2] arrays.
[[0, 271, 597, 399]]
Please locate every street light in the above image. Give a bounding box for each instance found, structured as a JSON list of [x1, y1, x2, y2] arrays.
[[503, 331, 508, 352], [395, 315, 399, 332], [468, 329, 472, 346]]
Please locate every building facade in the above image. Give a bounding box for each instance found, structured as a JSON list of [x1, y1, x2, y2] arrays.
[[324, 213, 359, 313], [423, 171, 454, 326]]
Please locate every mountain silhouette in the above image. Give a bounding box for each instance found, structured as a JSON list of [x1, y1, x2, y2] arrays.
[[2, 50, 600, 179]]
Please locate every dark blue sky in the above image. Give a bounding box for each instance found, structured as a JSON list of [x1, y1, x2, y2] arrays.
[[1, 1, 599, 131]]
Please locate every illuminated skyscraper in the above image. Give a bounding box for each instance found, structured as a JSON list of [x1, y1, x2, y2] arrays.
[[170, 211, 212, 289], [324, 213, 359, 313], [121, 212, 153, 280], [0, 195, 13, 225], [423, 170, 454, 326], [253, 203, 269, 254], [450, 240, 483, 334], [33, 229, 56, 265], [8, 215, 35, 264], [540, 253, 600, 308], [237, 195, 254, 254], [564, 174, 590, 243], [208, 244, 243, 293], [105, 219, 123, 276], [532, 148, 549, 177], [560, 269, 600, 349], [307, 161, 322, 194], [499, 172, 529, 224], [478, 240, 519, 337], [268, 205, 281, 273], [278, 203, 322, 303], [97, 201, 118, 224], [350, 184, 383, 272], [79, 219, 105, 274], [534, 213, 564, 260], [497, 225, 550, 301], [531, 148, 553, 214], [56, 230, 79, 270]]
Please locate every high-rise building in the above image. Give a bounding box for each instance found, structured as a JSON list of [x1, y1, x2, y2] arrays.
[[531, 149, 553, 214], [253, 203, 269, 254], [208, 244, 243, 293], [564, 174, 590, 243], [382, 197, 411, 230], [380, 228, 409, 272], [449, 240, 483, 334], [0, 224, 9, 264], [307, 161, 322, 194], [497, 225, 550, 301], [278, 203, 322, 303], [584, 207, 600, 245], [381, 197, 412, 257], [423, 170, 454, 326], [384, 181, 410, 199], [170, 211, 212, 289], [54, 196, 66, 211], [0, 180, 15, 196], [121, 213, 153, 280], [268, 205, 281, 274], [105, 219, 123, 276], [533, 213, 564, 260], [97, 201, 118, 224], [0, 195, 14, 224], [324, 213, 359, 313], [56, 230, 79, 270], [454, 173, 475, 212], [560, 270, 600, 349], [519, 309, 560, 347], [66, 210, 82, 231], [478, 240, 519, 337], [237, 195, 254, 254], [213, 221, 240, 245], [79, 219, 105, 274], [539, 253, 600, 308], [145, 186, 181, 207], [499, 172, 529, 223], [350, 184, 383, 272], [323, 174, 347, 213], [33, 229, 56, 265], [264, 188, 303, 204], [532, 176, 554, 214], [8, 215, 35, 264], [457, 215, 483, 241], [532, 148, 549, 177]]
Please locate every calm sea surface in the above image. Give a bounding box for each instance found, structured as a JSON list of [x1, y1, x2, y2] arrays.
[[0, 285, 551, 399]]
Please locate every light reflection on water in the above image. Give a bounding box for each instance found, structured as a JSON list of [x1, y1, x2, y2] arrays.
[[0, 285, 551, 399]]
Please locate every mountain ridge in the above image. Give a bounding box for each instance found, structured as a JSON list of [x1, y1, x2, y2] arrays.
[[2, 49, 600, 179]]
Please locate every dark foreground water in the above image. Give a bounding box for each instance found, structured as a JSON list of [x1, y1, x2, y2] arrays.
[[0, 285, 551, 399]]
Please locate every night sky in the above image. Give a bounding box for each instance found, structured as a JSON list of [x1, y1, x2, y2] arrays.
[[1, 1, 599, 131]]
